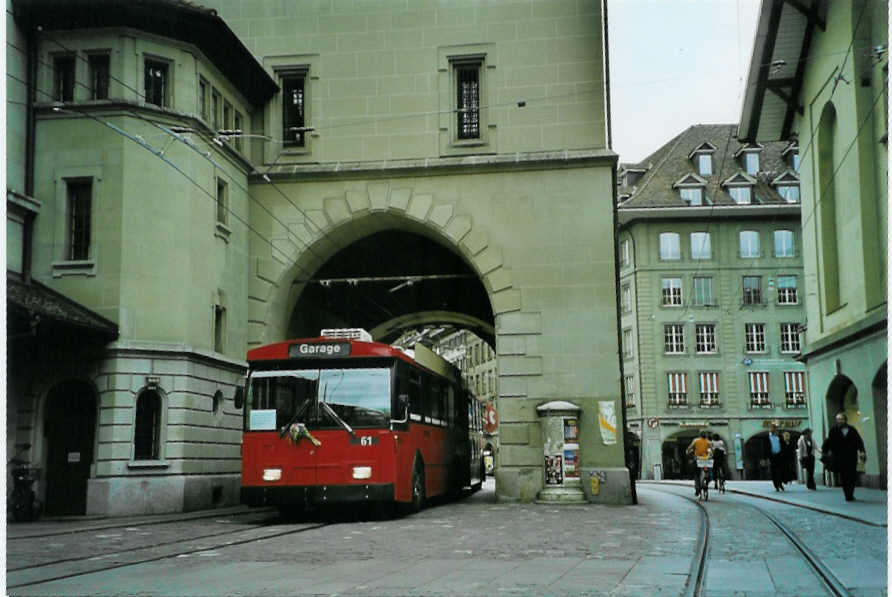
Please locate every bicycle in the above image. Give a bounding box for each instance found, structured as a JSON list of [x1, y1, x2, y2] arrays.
[[713, 460, 726, 494], [695, 457, 712, 501]]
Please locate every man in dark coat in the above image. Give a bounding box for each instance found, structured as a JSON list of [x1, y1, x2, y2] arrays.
[[767, 423, 786, 491], [822, 413, 866, 501]]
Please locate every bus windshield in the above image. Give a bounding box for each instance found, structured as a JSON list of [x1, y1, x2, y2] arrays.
[[245, 367, 392, 431]]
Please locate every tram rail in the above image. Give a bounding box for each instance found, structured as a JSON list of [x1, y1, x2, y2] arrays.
[[646, 485, 852, 597], [7, 515, 329, 590]]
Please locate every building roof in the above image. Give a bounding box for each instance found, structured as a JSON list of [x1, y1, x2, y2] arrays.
[[738, 0, 826, 142], [7, 275, 119, 340], [617, 123, 797, 212], [12, 0, 278, 106]]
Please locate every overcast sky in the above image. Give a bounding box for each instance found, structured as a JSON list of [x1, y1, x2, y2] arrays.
[[608, 0, 761, 164]]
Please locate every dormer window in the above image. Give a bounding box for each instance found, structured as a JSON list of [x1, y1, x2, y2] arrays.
[[729, 187, 752, 204], [697, 154, 712, 176], [772, 171, 800, 203], [680, 188, 704, 205], [673, 173, 708, 206], [734, 143, 763, 175], [782, 141, 800, 172], [722, 172, 757, 205], [688, 142, 717, 177]]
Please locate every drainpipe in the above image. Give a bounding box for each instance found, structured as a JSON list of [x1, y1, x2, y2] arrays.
[[24, 26, 38, 284]]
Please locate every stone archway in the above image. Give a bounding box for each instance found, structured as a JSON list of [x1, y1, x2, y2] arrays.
[[825, 374, 859, 434], [250, 185, 515, 349], [43, 380, 98, 516]]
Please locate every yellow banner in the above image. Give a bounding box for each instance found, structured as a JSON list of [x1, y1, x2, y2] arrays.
[[598, 401, 617, 445]]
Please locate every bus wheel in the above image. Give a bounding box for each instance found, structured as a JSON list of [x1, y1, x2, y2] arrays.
[[410, 463, 425, 513]]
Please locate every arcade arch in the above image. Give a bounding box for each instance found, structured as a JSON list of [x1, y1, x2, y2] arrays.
[[825, 374, 859, 432], [251, 194, 511, 349], [660, 428, 731, 480]]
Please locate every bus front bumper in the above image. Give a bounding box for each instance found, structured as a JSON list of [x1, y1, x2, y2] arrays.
[[241, 483, 395, 507]]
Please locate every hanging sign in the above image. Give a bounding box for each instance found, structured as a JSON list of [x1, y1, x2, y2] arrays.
[[598, 401, 617, 445]]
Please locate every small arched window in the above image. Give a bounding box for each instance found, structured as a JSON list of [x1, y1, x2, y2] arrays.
[[134, 390, 162, 460]]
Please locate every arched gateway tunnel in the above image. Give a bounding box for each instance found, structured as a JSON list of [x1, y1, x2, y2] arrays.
[[246, 158, 628, 504]]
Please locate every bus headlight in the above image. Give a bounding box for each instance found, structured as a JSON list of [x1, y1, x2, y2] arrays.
[[352, 466, 372, 480], [262, 468, 282, 482]]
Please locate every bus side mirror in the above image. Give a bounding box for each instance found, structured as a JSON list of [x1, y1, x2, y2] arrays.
[[391, 394, 409, 424], [234, 387, 244, 410]]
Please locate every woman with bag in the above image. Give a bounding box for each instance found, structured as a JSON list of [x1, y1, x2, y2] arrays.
[[797, 428, 818, 490]]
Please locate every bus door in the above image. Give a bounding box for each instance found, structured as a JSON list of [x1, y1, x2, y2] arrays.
[[246, 371, 320, 485]]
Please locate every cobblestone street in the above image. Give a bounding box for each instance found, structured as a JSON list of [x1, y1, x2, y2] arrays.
[[6, 480, 886, 596]]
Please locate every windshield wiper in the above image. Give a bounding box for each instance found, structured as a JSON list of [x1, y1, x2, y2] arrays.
[[320, 382, 354, 436], [279, 395, 312, 438]]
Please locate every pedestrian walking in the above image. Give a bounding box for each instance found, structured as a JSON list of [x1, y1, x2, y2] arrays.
[[797, 428, 818, 490], [822, 413, 866, 501], [781, 431, 796, 485], [767, 423, 786, 491]]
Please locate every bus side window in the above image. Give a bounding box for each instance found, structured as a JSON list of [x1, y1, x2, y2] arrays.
[[446, 385, 455, 427], [408, 369, 422, 418]]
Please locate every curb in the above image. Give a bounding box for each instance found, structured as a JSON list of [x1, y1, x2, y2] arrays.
[[637, 480, 886, 527]]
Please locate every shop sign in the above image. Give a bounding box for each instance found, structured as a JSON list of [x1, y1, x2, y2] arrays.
[[762, 419, 802, 429]]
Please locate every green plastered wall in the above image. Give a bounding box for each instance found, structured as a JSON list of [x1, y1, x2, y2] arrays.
[[786, 0, 887, 486], [202, 0, 608, 164]]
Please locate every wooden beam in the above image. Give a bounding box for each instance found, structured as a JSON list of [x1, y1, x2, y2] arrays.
[[745, 0, 786, 142]]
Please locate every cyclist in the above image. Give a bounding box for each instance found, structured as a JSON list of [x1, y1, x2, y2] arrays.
[[711, 433, 727, 490], [686, 430, 713, 497]]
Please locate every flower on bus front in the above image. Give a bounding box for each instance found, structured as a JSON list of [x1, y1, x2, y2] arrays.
[[288, 423, 321, 447]]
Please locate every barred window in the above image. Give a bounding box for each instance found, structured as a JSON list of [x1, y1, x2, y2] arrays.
[[134, 390, 162, 460], [456, 62, 481, 139], [743, 276, 762, 305], [784, 371, 806, 407], [777, 275, 798, 304], [144, 59, 169, 107], [745, 323, 766, 353], [667, 372, 687, 405], [66, 180, 92, 261], [624, 376, 636, 408], [53, 55, 75, 102], [780, 323, 801, 353], [695, 324, 717, 354], [749, 371, 770, 406], [664, 324, 685, 354], [662, 278, 682, 306], [282, 73, 306, 146], [88, 53, 109, 100], [698, 372, 719, 406]]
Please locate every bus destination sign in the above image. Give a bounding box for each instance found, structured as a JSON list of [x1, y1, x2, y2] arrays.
[[289, 341, 351, 358]]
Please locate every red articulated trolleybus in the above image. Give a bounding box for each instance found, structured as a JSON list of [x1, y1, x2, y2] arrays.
[[236, 328, 486, 515]]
